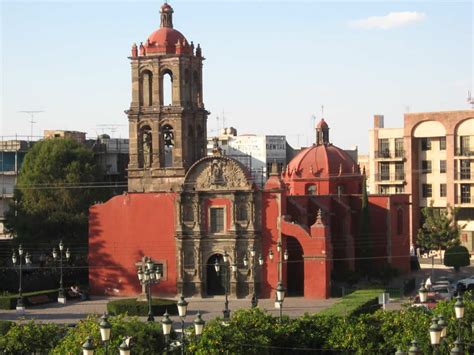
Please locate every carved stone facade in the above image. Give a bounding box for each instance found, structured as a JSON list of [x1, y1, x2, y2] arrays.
[[176, 155, 261, 297]]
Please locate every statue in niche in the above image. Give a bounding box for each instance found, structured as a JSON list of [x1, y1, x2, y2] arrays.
[[210, 159, 225, 184], [141, 130, 152, 168]]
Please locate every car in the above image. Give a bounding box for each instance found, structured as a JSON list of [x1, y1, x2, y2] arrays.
[[433, 279, 456, 293], [457, 276, 474, 295]]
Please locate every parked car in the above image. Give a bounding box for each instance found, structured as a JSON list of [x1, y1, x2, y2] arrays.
[[457, 276, 474, 295], [433, 278, 457, 293]]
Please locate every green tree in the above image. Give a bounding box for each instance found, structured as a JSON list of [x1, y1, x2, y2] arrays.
[[416, 202, 463, 254], [444, 245, 470, 271], [5, 138, 107, 246]]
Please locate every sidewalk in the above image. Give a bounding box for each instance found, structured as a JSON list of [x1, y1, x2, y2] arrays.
[[0, 296, 338, 325]]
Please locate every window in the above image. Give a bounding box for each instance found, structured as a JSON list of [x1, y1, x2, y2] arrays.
[[461, 136, 470, 155], [395, 162, 404, 180], [395, 138, 404, 157], [421, 160, 432, 174], [307, 185, 317, 195], [440, 160, 446, 174], [162, 70, 173, 106], [210, 208, 225, 233], [460, 160, 471, 179], [237, 204, 248, 221], [421, 138, 431, 151], [140, 70, 153, 106], [380, 162, 390, 180], [422, 184, 432, 198], [378, 139, 390, 157], [440, 184, 447, 198], [162, 125, 174, 167], [461, 184, 471, 203], [379, 186, 389, 194], [439, 137, 446, 150], [395, 186, 404, 194]]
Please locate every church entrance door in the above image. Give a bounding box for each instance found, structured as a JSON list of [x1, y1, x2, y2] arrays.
[[206, 254, 226, 296], [285, 236, 304, 296]]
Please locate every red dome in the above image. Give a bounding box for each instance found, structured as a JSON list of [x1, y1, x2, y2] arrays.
[[148, 27, 187, 48], [284, 144, 357, 180]]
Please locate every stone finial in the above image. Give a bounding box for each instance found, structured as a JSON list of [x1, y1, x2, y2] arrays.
[[131, 43, 138, 57], [338, 163, 342, 176], [139, 42, 146, 56], [190, 41, 195, 54], [196, 44, 202, 57], [160, 2, 174, 28], [212, 137, 222, 156], [315, 209, 323, 225]]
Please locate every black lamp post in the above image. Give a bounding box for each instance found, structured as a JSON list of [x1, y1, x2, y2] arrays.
[[215, 251, 231, 321], [53, 240, 70, 304], [395, 349, 407, 355], [137, 256, 161, 322], [450, 338, 464, 355], [429, 316, 442, 355], [177, 295, 188, 355], [99, 312, 112, 355], [193, 311, 205, 337], [418, 284, 428, 304], [161, 311, 173, 353], [12, 245, 31, 312], [118, 338, 131, 355]]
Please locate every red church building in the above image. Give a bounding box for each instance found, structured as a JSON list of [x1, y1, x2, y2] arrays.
[[88, 3, 410, 300]]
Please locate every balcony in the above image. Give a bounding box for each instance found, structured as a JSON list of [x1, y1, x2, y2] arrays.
[[375, 150, 405, 160], [455, 148, 474, 157], [454, 170, 473, 181], [374, 173, 405, 183]]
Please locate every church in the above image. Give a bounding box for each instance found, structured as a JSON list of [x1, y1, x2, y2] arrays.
[[88, 3, 410, 299]]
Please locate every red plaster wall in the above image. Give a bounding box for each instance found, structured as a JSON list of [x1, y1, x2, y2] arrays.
[[89, 193, 178, 297]]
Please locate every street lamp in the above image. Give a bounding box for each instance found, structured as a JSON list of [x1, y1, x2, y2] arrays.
[[429, 316, 442, 354], [118, 338, 131, 355], [244, 249, 264, 308], [193, 311, 205, 337], [82, 336, 96, 355], [215, 253, 231, 321], [454, 295, 465, 350], [99, 312, 112, 354], [137, 256, 161, 322], [450, 338, 464, 355], [276, 282, 286, 321], [437, 315, 447, 340], [418, 284, 428, 303], [177, 295, 188, 355], [161, 311, 173, 353], [408, 340, 421, 355], [53, 240, 70, 304], [12, 245, 31, 312]]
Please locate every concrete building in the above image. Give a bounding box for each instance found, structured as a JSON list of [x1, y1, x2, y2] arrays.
[[207, 128, 288, 186], [0, 140, 32, 239], [44, 130, 86, 143], [368, 111, 474, 252], [89, 135, 129, 186]]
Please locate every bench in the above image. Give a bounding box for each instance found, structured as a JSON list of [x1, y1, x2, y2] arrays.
[[26, 294, 50, 305]]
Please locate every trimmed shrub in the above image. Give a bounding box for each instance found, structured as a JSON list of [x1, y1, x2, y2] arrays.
[[319, 289, 383, 317], [107, 298, 178, 316], [444, 245, 470, 271], [0, 320, 13, 336], [0, 289, 58, 309]]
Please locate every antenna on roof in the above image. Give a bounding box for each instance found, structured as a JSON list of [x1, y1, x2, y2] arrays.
[[468, 90, 474, 109], [18, 110, 44, 141]]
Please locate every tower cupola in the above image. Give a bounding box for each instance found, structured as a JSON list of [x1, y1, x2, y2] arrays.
[[316, 118, 330, 145]]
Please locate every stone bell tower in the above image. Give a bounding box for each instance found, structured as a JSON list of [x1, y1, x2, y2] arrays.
[[126, 3, 208, 192]]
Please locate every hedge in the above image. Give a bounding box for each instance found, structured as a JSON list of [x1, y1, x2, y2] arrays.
[[0, 320, 13, 336], [107, 298, 178, 317], [319, 289, 383, 317], [0, 289, 59, 310]]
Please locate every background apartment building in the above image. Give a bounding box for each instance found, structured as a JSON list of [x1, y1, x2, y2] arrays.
[[369, 110, 474, 252], [207, 127, 290, 186]]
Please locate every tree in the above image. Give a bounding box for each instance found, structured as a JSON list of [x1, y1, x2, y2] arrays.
[[5, 138, 108, 246], [416, 202, 463, 253], [444, 245, 470, 271]]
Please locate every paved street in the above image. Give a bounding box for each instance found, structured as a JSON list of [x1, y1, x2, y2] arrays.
[[0, 295, 338, 326]]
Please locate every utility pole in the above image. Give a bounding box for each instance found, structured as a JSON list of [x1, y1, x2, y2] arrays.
[[19, 110, 44, 141]]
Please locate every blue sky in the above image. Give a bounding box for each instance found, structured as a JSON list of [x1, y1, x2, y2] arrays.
[[1, 1, 472, 152]]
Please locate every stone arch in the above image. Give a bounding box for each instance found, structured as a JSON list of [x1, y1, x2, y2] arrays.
[[139, 70, 153, 106], [161, 68, 174, 106], [412, 120, 447, 138], [206, 253, 230, 296], [138, 125, 152, 168], [161, 124, 174, 167], [455, 118, 474, 155]]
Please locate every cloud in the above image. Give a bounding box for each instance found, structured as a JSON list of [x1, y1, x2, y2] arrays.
[[349, 12, 426, 30]]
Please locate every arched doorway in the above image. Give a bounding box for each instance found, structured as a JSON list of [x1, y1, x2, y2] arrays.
[[206, 254, 226, 296], [285, 236, 304, 296]]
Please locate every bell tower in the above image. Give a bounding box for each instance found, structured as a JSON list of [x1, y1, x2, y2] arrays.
[[127, 3, 208, 192]]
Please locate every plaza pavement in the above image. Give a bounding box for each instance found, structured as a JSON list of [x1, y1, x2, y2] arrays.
[[0, 295, 338, 326]]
